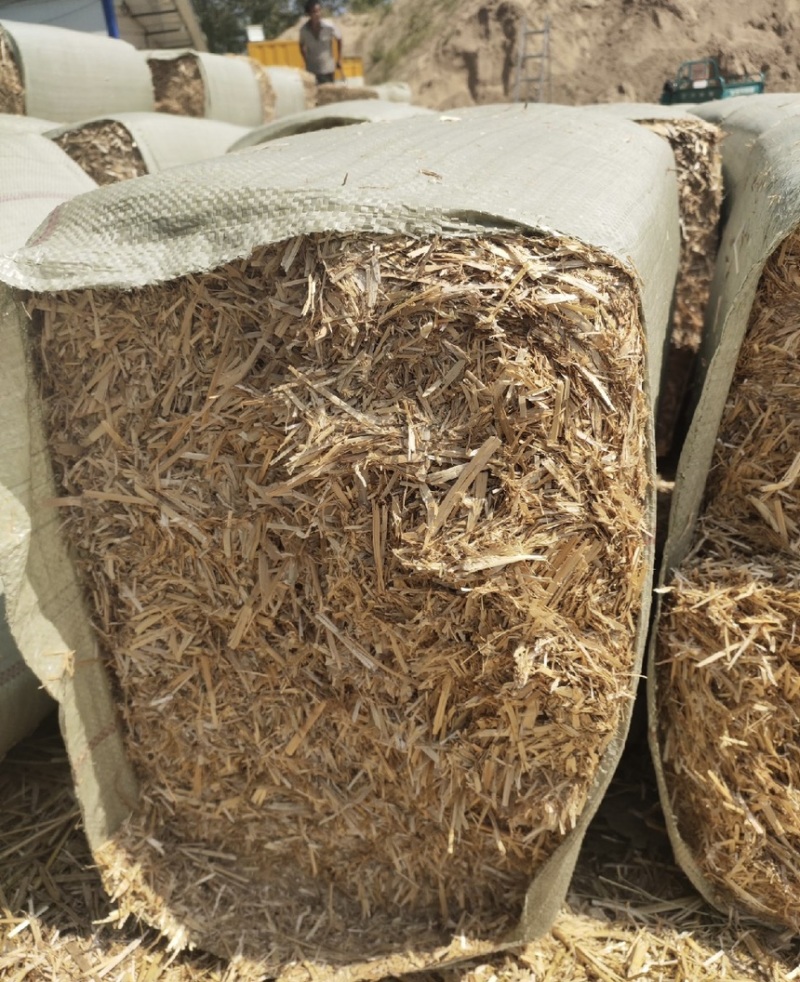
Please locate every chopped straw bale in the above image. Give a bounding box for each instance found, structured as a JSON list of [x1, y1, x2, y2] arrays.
[[0, 27, 24, 115], [239, 55, 276, 123], [316, 83, 380, 106], [30, 230, 650, 970], [657, 230, 800, 929], [702, 231, 800, 554], [642, 117, 722, 462], [52, 121, 148, 185], [149, 55, 204, 117]]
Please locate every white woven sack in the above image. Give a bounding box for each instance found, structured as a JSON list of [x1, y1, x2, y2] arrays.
[[0, 133, 96, 760], [0, 104, 679, 976], [0, 19, 153, 122]]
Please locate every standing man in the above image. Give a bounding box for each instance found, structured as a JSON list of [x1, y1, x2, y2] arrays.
[[299, 0, 342, 84]]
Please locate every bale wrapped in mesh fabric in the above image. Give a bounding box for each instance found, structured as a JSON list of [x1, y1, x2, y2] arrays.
[[651, 95, 800, 932], [146, 50, 271, 127], [227, 100, 432, 152], [0, 134, 96, 760], [0, 19, 153, 122], [578, 103, 723, 463], [0, 112, 56, 135], [0, 104, 679, 977], [47, 113, 250, 186], [263, 65, 318, 118]]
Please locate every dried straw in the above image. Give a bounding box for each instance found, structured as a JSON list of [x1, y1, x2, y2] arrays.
[[52, 121, 148, 185], [4, 723, 799, 980], [30, 230, 650, 971], [0, 720, 230, 980], [641, 117, 722, 462], [316, 83, 380, 106], [0, 27, 24, 115], [149, 55, 204, 117], [656, 230, 800, 929]]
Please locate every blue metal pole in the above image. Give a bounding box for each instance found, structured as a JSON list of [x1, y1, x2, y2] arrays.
[[101, 0, 120, 38]]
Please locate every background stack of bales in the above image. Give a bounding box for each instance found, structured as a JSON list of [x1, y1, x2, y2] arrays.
[[0, 134, 96, 762], [227, 99, 432, 151], [0, 104, 678, 977], [652, 93, 800, 932], [47, 114, 249, 185], [146, 50, 275, 126], [0, 20, 153, 121]]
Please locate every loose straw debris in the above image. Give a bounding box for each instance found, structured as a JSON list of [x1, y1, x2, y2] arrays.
[[5, 719, 799, 980], [31, 230, 650, 970], [52, 121, 148, 185], [0, 27, 24, 115], [657, 230, 800, 929]]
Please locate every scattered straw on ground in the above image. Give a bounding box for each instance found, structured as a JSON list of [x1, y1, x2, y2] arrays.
[[4, 725, 800, 981], [316, 83, 380, 106], [149, 55, 204, 117], [52, 121, 148, 185], [0, 719, 229, 981], [30, 230, 650, 971], [657, 230, 800, 929], [642, 116, 722, 462], [0, 27, 24, 115]]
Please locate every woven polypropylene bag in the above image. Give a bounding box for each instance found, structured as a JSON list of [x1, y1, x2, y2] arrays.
[[0, 104, 680, 977]]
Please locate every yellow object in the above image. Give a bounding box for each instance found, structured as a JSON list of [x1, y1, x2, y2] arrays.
[[247, 40, 363, 79]]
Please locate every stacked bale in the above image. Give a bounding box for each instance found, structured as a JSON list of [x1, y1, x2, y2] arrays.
[[0, 105, 679, 976], [316, 82, 380, 105], [146, 50, 273, 126], [48, 114, 249, 185], [263, 65, 318, 117], [580, 104, 723, 461], [0, 20, 153, 122], [0, 112, 55, 134], [228, 99, 432, 152], [652, 97, 800, 931], [0, 134, 97, 760]]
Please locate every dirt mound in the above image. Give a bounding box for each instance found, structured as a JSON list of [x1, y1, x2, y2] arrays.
[[331, 0, 800, 109]]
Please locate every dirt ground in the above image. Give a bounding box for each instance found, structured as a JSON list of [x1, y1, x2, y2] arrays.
[[327, 0, 800, 109]]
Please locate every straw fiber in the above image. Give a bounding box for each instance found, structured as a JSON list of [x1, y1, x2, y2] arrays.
[[316, 83, 379, 106], [149, 55, 204, 117], [30, 227, 650, 973], [53, 121, 147, 186], [644, 117, 722, 461], [0, 27, 23, 115], [4, 721, 800, 981], [656, 229, 800, 930]]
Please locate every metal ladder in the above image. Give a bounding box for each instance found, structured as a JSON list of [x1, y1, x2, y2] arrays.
[[513, 16, 552, 103]]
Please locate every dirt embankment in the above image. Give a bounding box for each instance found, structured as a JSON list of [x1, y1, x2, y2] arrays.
[[331, 0, 800, 109]]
